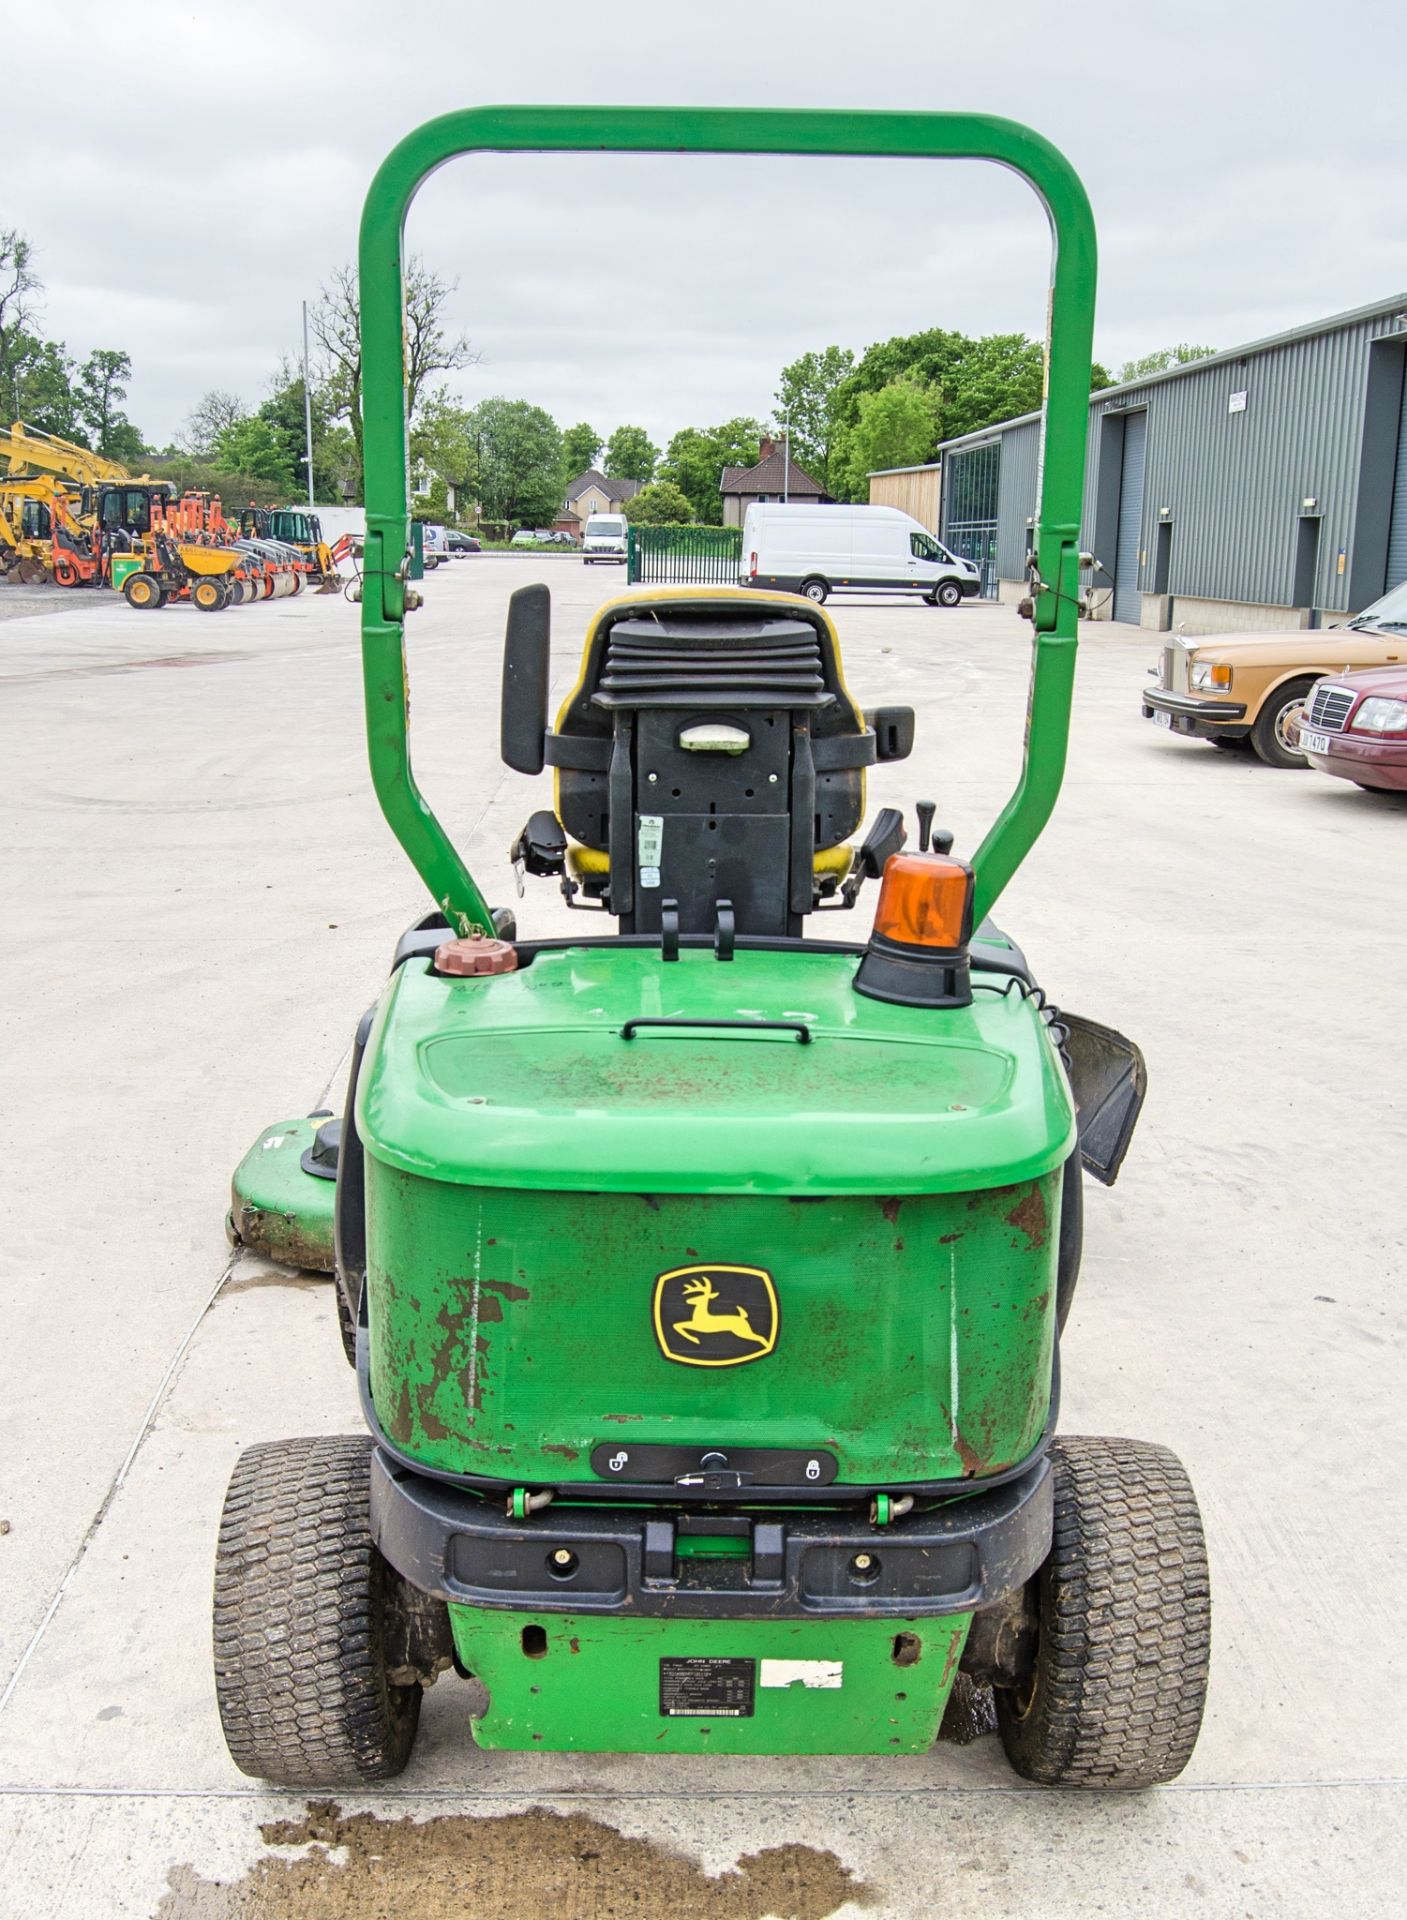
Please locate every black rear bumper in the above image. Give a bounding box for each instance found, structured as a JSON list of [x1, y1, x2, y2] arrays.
[[369, 1446, 1052, 1621]]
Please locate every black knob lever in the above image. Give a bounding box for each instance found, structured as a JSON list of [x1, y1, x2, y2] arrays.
[[932, 827, 955, 856], [916, 800, 936, 853]]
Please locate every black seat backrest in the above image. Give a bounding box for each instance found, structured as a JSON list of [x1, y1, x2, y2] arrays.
[[547, 595, 872, 938]]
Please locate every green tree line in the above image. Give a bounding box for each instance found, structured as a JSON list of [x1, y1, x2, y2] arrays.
[[4, 218, 1211, 528]]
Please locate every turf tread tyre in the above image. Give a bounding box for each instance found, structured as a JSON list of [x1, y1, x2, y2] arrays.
[[213, 1434, 420, 1785], [996, 1435, 1210, 1789]]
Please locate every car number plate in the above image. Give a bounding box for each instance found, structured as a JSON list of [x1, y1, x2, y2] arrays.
[[1152, 709, 1172, 729], [1300, 728, 1331, 754]]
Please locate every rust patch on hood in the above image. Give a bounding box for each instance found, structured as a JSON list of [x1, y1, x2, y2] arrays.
[[1005, 1186, 1048, 1249], [157, 1800, 873, 1918]]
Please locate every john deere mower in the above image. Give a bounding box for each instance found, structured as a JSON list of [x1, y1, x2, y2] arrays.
[[212, 107, 1209, 1790]]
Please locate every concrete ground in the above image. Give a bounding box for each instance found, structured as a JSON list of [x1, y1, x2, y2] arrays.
[[1, 558, 1403, 1918]]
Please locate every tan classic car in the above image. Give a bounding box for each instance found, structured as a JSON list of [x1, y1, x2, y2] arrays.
[[1141, 582, 1407, 768]]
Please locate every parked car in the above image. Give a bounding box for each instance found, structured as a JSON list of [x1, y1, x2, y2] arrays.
[[1141, 581, 1407, 767], [740, 503, 980, 606], [546, 530, 577, 546], [445, 531, 480, 555], [1297, 662, 1407, 793], [582, 512, 629, 564]]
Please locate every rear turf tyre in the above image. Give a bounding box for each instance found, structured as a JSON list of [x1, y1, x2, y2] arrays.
[[1251, 678, 1316, 768], [213, 1435, 421, 1785], [935, 581, 963, 608], [800, 577, 829, 604], [996, 1436, 1210, 1789]]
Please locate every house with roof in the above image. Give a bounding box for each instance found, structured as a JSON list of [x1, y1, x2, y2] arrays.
[[719, 437, 826, 527], [559, 469, 642, 536]]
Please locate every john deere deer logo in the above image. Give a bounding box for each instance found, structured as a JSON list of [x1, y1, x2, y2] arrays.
[[653, 1264, 778, 1368]]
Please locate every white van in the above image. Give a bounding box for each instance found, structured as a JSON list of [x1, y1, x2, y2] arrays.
[[741, 503, 980, 606], [420, 523, 449, 569], [583, 513, 628, 565]]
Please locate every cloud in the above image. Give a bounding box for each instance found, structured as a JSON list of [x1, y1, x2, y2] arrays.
[[8, 0, 1404, 446]]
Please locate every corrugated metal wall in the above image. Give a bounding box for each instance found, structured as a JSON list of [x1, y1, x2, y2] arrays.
[[942, 304, 1407, 613], [1083, 314, 1397, 613], [994, 421, 1040, 579]]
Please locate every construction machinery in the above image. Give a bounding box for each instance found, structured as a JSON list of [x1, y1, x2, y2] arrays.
[[212, 107, 1210, 1791], [1, 421, 309, 607], [238, 506, 343, 590]]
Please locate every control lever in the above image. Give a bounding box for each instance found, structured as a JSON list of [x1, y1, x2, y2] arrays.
[[916, 800, 936, 853]]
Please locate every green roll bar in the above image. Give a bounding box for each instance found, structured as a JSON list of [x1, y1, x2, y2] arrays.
[[358, 107, 1096, 932]]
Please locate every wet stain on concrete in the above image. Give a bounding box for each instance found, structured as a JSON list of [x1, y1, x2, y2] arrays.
[[158, 1800, 872, 1919], [220, 1269, 327, 1298]]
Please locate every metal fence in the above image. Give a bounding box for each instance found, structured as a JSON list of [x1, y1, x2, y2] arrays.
[[627, 523, 743, 586]]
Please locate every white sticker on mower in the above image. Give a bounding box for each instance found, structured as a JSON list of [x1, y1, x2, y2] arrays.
[[638, 814, 663, 886], [263, 1135, 287, 1150], [759, 1660, 843, 1690]]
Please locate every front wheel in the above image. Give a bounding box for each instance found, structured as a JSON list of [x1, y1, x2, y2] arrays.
[[996, 1436, 1210, 1789], [122, 572, 161, 610], [1251, 678, 1316, 768], [192, 577, 228, 612], [799, 577, 829, 604], [213, 1435, 423, 1785], [933, 580, 963, 608]]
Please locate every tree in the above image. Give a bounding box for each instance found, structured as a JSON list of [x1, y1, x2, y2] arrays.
[[465, 397, 563, 528], [75, 349, 133, 455], [828, 378, 940, 502], [182, 390, 246, 458], [9, 336, 83, 440], [560, 422, 602, 477], [214, 415, 296, 488], [411, 392, 479, 519], [1116, 343, 1216, 383], [774, 345, 854, 492], [312, 256, 476, 458], [0, 228, 42, 418], [659, 417, 767, 523], [604, 424, 657, 483], [830, 327, 1110, 466], [622, 479, 693, 525], [101, 420, 148, 469], [256, 358, 338, 500]]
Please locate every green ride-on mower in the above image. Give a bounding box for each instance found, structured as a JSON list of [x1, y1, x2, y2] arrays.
[[212, 107, 1210, 1791]]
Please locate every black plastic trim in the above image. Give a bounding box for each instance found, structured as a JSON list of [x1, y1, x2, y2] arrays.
[[1143, 691, 1247, 721], [369, 1446, 1053, 1619]]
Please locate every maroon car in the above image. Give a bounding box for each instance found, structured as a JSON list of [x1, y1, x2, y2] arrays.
[[1298, 664, 1407, 792]]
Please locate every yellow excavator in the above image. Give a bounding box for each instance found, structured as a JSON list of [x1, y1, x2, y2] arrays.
[[0, 422, 132, 584]]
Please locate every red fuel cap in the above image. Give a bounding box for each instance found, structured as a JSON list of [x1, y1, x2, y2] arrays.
[[433, 935, 519, 977]]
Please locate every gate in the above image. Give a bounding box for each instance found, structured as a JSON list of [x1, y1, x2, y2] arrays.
[[627, 523, 743, 585], [941, 440, 1001, 599]]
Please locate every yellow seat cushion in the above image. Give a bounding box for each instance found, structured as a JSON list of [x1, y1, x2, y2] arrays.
[[567, 841, 853, 881]]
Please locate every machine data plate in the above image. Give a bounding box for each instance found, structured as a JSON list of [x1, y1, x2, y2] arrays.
[[659, 1656, 756, 1717]]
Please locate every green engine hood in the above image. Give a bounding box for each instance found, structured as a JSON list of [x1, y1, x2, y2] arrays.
[[358, 943, 1075, 1197]]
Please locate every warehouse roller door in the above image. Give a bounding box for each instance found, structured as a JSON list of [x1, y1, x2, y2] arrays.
[[1113, 411, 1147, 625], [1387, 363, 1407, 591]]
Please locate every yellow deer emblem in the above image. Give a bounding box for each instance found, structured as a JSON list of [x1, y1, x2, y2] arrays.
[[653, 1264, 779, 1367], [673, 1274, 770, 1349]]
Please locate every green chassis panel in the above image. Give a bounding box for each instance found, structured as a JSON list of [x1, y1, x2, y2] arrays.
[[228, 1115, 335, 1273], [367, 1169, 1058, 1484], [449, 1608, 969, 1754]]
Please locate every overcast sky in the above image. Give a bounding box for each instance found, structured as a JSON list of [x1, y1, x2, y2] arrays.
[[8, 0, 1403, 453]]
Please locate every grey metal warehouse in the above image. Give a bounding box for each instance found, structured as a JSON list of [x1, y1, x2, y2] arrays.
[[935, 294, 1407, 634]]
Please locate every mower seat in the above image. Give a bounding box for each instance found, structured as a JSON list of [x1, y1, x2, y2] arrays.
[[528, 589, 904, 937]]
